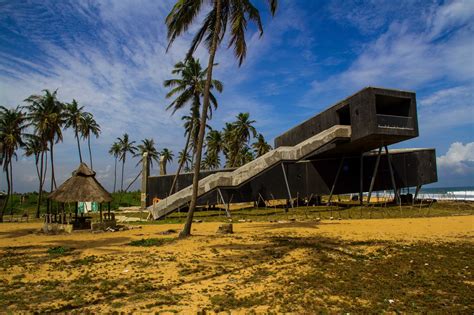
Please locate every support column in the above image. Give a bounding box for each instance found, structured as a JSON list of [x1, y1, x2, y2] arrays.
[[327, 157, 345, 205], [413, 185, 422, 205], [140, 152, 149, 209], [384, 146, 400, 205], [217, 188, 231, 218], [281, 163, 293, 208], [367, 147, 383, 203]]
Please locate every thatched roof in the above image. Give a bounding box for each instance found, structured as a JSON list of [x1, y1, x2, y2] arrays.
[[48, 163, 112, 203]]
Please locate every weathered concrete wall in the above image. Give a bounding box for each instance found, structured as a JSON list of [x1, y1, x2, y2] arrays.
[[274, 87, 419, 155]]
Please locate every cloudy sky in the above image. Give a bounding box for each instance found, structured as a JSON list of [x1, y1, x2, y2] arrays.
[[0, 0, 473, 192]]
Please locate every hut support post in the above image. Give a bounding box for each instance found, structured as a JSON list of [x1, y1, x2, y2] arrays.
[[367, 147, 383, 204], [327, 157, 345, 205], [281, 163, 293, 209], [74, 202, 78, 221], [384, 146, 400, 205], [99, 203, 103, 223]]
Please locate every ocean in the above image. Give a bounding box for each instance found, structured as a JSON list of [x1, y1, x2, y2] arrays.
[[417, 186, 474, 201]]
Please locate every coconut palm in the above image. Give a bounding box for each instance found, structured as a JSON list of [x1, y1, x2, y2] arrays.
[[81, 113, 100, 170], [203, 129, 223, 170], [178, 149, 192, 172], [117, 133, 137, 192], [238, 145, 254, 166], [252, 133, 272, 157], [23, 134, 48, 218], [222, 122, 239, 167], [64, 99, 85, 163], [24, 89, 65, 192], [159, 148, 174, 175], [135, 138, 160, 171], [202, 151, 221, 170], [0, 106, 27, 220], [164, 57, 223, 195], [166, 0, 277, 237], [108, 142, 121, 193], [234, 112, 257, 145]]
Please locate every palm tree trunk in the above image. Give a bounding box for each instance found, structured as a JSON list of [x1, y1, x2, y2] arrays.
[[50, 140, 57, 191], [88, 136, 93, 170], [124, 170, 142, 192], [76, 130, 83, 163], [180, 0, 222, 238], [36, 150, 44, 218], [121, 156, 126, 192], [1, 158, 10, 222], [113, 156, 117, 193], [169, 128, 193, 195], [42, 150, 48, 188], [9, 159, 13, 215]]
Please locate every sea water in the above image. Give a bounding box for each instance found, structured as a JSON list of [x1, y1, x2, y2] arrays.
[[417, 186, 474, 201]]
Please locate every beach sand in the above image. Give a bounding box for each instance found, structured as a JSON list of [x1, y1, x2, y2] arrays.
[[0, 215, 472, 312]]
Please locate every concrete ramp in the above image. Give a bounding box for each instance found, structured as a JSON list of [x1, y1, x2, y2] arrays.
[[149, 125, 351, 219]]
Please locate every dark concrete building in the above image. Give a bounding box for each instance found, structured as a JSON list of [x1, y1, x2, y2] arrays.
[[146, 87, 437, 219]]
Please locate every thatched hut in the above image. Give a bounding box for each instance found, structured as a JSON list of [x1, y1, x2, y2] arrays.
[[48, 163, 113, 229]]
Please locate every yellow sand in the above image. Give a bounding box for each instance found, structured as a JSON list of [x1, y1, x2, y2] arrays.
[[0, 215, 472, 313]]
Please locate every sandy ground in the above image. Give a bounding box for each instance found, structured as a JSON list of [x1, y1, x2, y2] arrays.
[[0, 215, 473, 313]]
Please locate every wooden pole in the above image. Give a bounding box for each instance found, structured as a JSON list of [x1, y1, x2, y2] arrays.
[[99, 203, 103, 223]]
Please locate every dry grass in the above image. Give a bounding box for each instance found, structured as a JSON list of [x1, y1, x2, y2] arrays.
[[0, 215, 473, 313]]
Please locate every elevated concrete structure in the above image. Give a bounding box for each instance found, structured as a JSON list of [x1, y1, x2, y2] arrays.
[[147, 87, 437, 220], [149, 126, 351, 219]]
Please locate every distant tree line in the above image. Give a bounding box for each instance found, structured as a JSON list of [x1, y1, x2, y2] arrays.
[[0, 89, 100, 222]]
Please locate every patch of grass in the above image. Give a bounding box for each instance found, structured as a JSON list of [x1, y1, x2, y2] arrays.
[[70, 255, 96, 266], [128, 238, 173, 247], [47, 246, 72, 255], [210, 292, 266, 311]]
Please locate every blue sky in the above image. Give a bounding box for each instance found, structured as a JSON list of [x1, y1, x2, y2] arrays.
[[0, 0, 473, 192]]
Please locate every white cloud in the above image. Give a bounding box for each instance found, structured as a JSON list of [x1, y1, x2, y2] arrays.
[[0, 0, 294, 192], [306, 0, 474, 104], [437, 142, 474, 174]]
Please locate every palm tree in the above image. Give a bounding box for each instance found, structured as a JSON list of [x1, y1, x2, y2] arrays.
[[81, 113, 100, 170], [252, 133, 272, 157], [0, 106, 27, 220], [24, 89, 65, 192], [202, 152, 221, 170], [231, 112, 257, 166], [222, 122, 239, 168], [238, 145, 254, 166], [23, 135, 48, 218], [166, 0, 277, 237], [204, 129, 223, 170], [178, 149, 192, 172], [108, 142, 121, 193], [164, 57, 223, 195], [159, 148, 174, 175], [64, 99, 85, 163], [135, 138, 160, 170], [117, 133, 137, 192]]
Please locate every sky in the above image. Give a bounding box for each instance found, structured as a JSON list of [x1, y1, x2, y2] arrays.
[[0, 0, 473, 193]]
